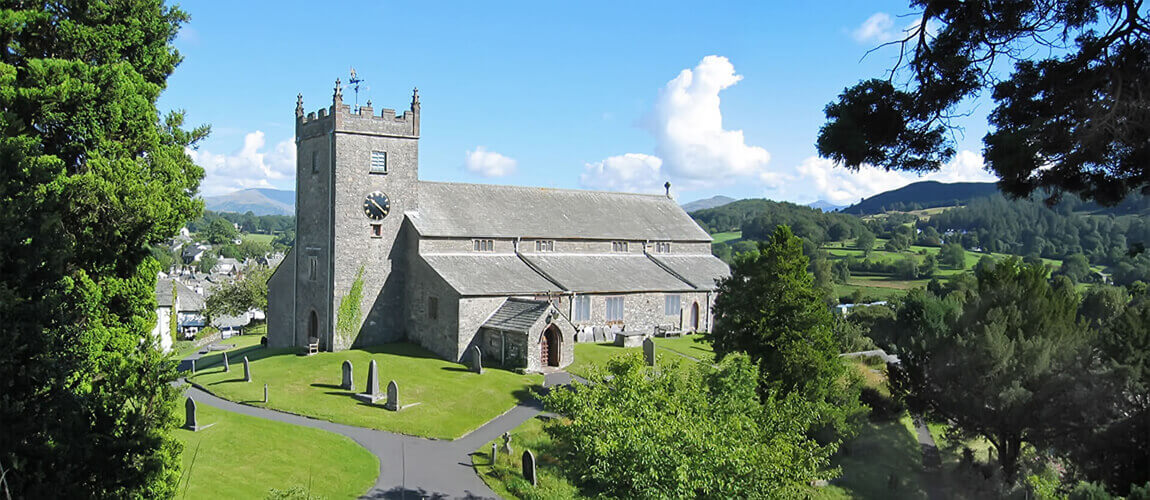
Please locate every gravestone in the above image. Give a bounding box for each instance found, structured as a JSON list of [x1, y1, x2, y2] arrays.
[[491, 443, 498, 465], [353, 360, 382, 404], [243, 356, 251, 382], [341, 360, 354, 391], [183, 397, 213, 432], [643, 338, 656, 366], [222, 352, 230, 372], [384, 380, 399, 411], [470, 345, 483, 374], [501, 432, 512, 454], [263, 384, 268, 403], [522, 450, 537, 487], [190, 358, 196, 374]]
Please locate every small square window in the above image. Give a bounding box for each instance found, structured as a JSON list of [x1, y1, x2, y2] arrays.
[[371, 224, 382, 238], [535, 240, 554, 252], [655, 242, 671, 253], [664, 294, 681, 315], [473, 239, 494, 252], [612, 241, 629, 252], [370, 151, 387, 174]]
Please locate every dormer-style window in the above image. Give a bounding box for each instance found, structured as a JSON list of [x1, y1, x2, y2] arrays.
[[473, 239, 494, 252], [655, 242, 671, 253], [611, 241, 629, 253], [370, 150, 387, 174], [535, 240, 554, 252]]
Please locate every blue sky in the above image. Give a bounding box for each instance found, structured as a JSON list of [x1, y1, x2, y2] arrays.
[[160, 1, 997, 205]]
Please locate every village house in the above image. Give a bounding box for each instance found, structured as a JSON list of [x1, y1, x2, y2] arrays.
[[267, 82, 729, 371]]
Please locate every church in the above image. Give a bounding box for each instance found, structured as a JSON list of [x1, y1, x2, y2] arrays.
[[266, 80, 730, 372]]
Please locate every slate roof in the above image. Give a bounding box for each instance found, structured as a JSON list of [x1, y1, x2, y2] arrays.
[[649, 254, 731, 290], [522, 254, 696, 293], [155, 278, 175, 307], [212, 314, 251, 329], [420, 254, 562, 296], [154, 278, 205, 311], [482, 299, 551, 333], [408, 181, 712, 241]]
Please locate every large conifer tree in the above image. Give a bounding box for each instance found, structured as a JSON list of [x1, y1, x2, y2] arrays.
[[0, 2, 205, 496]]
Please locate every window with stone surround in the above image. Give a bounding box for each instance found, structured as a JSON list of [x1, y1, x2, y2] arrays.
[[655, 242, 671, 253], [371, 224, 382, 238], [535, 240, 554, 252], [611, 241, 629, 252], [428, 296, 438, 320], [473, 239, 494, 252], [605, 296, 624, 323], [370, 150, 387, 174], [573, 295, 591, 321], [664, 294, 681, 316]]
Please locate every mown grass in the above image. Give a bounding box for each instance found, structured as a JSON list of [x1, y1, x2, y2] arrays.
[[472, 416, 584, 499], [653, 334, 715, 362], [174, 399, 377, 499], [187, 342, 542, 440], [711, 231, 742, 243]]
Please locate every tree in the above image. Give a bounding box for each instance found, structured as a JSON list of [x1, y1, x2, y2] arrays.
[[890, 259, 1096, 481], [817, 2, 1150, 205], [920, 253, 938, 278], [707, 225, 863, 436], [205, 265, 272, 319], [541, 353, 836, 498], [895, 256, 920, 279], [856, 229, 876, 255], [196, 253, 218, 275], [832, 260, 851, 285], [1058, 253, 1093, 284], [0, 2, 204, 497], [827, 221, 851, 242], [885, 232, 912, 252], [202, 217, 238, 245], [940, 242, 966, 269]]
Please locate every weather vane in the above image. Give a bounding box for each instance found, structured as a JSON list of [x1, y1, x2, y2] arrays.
[[349, 67, 365, 110]]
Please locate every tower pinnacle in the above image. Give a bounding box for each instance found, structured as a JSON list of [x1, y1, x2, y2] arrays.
[[334, 78, 343, 103], [296, 93, 304, 118]]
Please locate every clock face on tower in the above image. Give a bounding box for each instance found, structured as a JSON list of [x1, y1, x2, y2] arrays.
[[363, 191, 391, 220]]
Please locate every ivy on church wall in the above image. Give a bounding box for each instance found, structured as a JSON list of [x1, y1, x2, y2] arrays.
[[336, 266, 366, 344], [170, 281, 178, 338]]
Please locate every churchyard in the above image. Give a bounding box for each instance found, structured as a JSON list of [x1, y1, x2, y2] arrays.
[[173, 397, 377, 499], [186, 340, 542, 439]]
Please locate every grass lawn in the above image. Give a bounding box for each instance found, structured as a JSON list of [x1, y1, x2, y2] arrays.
[[815, 415, 931, 499], [653, 334, 715, 362], [711, 231, 742, 243], [472, 416, 584, 499], [175, 399, 377, 499], [187, 342, 542, 440], [567, 342, 641, 379], [241, 232, 276, 245], [176, 333, 264, 362]]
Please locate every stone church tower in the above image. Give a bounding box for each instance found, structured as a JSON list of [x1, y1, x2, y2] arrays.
[[273, 81, 420, 350]]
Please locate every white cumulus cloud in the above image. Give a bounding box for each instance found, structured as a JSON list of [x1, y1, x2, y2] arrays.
[[188, 131, 295, 196], [795, 150, 998, 205], [580, 153, 665, 193], [464, 146, 517, 177]]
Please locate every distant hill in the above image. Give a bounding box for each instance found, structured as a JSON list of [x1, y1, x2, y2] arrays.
[[841, 181, 999, 215], [204, 188, 295, 216], [807, 200, 846, 212], [682, 195, 736, 212]]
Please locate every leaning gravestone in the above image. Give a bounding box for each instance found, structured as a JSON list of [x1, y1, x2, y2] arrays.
[[341, 360, 354, 391], [353, 360, 382, 404], [502, 432, 512, 454], [470, 345, 483, 374], [183, 397, 213, 432], [522, 450, 537, 486], [643, 337, 656, 367], [243, 356, 252, 382], [222, 351, 230, 372], [384, 380, 399, 411]]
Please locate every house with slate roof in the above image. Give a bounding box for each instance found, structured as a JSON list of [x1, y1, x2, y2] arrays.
[[266, 81, 729, 372]]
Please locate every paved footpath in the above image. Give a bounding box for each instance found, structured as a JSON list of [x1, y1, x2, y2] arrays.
[[182, 347, 568, 499]]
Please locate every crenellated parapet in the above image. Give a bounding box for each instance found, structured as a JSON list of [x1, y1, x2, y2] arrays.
[[296, 78, 420, 139]]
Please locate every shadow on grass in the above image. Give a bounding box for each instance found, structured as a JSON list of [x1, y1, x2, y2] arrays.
[[310, 383, 343, 389], [208, 378, 251, 386], [194, 345, 284, 370], [440, 366, 472, 373], [832, 418, 929, 499]]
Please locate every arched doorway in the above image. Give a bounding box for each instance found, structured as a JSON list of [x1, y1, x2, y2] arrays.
[[541, 325, 561, 367], [308, 310, 318, 347], [690, 302, 700, 332]]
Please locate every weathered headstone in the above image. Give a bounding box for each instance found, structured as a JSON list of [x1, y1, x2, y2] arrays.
[[353, 360, 382, 404], [243, 356, 251, 382], [384, 380, 399, 411], [491, 443, 498, 465], [341, 360, 354, 391], [470, 345, 483, 374], [522, 450, 537, 486], [501, 432, 512, 454], [190, 358, 196, 374], [183, 397, 213, 432], [222, 351, 230, 372], [643, 337, 656, 366], [263, 384, 268, 403]]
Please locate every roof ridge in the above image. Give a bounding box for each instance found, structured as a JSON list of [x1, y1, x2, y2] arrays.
[[418, 180, 674, 200]]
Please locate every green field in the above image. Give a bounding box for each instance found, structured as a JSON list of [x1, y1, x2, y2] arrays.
[[175, 398, 377, 499], [653, 334, 715, 362], [187, 341, 542, 440], [241, 232, 276, 245], [711, 231, 742, 243]]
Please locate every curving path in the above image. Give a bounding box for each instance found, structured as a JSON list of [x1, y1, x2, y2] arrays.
[[181, 347, 569, 499]]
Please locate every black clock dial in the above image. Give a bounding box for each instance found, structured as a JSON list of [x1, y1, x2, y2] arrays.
[[363, 191, 390, 220]]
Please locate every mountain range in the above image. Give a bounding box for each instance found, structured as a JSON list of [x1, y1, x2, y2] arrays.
[[203, 188, 295, 216]]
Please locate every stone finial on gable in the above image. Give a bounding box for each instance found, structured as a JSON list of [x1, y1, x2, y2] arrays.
[[334, 78, 343, 104], [411, 87, 420, 111], [296, 93, 304, 118]]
